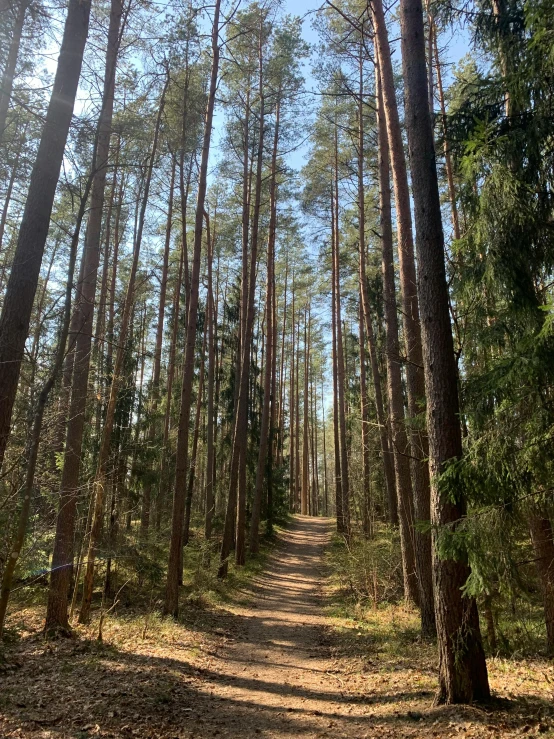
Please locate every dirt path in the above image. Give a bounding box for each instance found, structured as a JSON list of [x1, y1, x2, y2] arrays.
[[2, 515, 554, 738], [199, 515, 364, 738]]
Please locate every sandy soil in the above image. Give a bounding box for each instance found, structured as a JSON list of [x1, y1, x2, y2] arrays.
[[1, 516, 553, 738]]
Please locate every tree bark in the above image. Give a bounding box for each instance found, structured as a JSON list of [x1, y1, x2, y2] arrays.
[[301, 304, 309, 516], [330, 192, 343, 533], [399, 0, 490, 703], [0, 168, 86, 636], [44, 0, 123, 633], [373, 16, 434, 628], [333, 140, 350, 536], [140, 159, 175, 539], [219, 24, 265, 575], [376, 65, 419, 607], [251, 97, 279, 551], [528, 508, 554, 655], [165, 0, 221, 616], [79, 80, 167, 624], [0, 0, 92, 476]]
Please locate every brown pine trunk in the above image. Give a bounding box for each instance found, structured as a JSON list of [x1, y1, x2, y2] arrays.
[[359, 303, 371, 537], [355, 60, 397, 525], [301, 305, 309, 516], [251, 98, 279, 551], [0, 173, 86, 636], [204, 210, 216, 539], [0, 0, 92, 476], [235, 49, 265, 567], [289, 282, 296, 511], [321, 375, 329, 517], [140, 159, 175, 539], [376, 66, 419, 607], [268, 252, 277, 532], [220, 28, 265, 575], [310, 356, 319, 518], [399, 0, 489, 702], [528, 508, 554, 655], [333, 146, 350, 536], [44, 0, 123, 633], [278, 258, 288, 468], [0, 0, 29, 143], [165, 0, 221, 616], [157, 159, 191, 529], [373, 19, 434, 628], [79, 81, 167, 624], [183, 326, 207, 547], [330, 192, 343, 532], [294, 314, 301, 512]]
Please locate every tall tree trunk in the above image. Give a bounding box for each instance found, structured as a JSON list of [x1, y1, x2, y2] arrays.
[[321, 374, 329, 516], [78, 81, 167, 624], [220, 26, 265, 575], [330, 192, 343, 533], [140, 159, 175, 539], [251, 98, 279, 552], [157, 158, 191, 529], [301, 304, 309, 516], [0, 0, 92, 475], [355, 59, 397, 525], [0, 171, 87, 636], [333, 143, 350, 536], [44, 0, 123, 633], [376, 66, 419, 607], [399, 0, 489, 703], [165, 0, 221, 616], [278, 258, 288, 468], [359, 302, 371, 537], [204, 210, 216, 539], [373, 18, 434, 627], [182, 326, 207, 547], [528, 508, 554, 655], [289, 280, 296, 511], [0, 0, 29, 143]]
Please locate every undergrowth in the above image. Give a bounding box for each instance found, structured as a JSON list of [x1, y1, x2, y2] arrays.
[[325, 524, 550, 661]]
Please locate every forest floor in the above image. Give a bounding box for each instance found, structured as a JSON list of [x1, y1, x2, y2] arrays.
[[1, 516, 554, 738]]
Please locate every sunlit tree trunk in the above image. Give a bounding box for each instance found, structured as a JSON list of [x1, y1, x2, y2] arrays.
[[251, 98, 279, 551], [165, 0, 221, 617], [79, 81, 167, 624], [399, 0, 489, 702], [45, 0, 123, 632], [373, 19, 434, 626], [204, 210, 216, 539], [376, 65, 419, 607]]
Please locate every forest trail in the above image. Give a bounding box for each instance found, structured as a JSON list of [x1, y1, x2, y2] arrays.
[[195, 514, 363, 738], [2, 516, 554, 738]]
